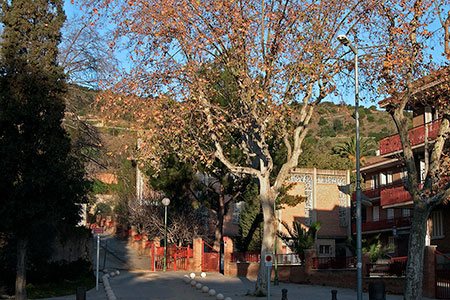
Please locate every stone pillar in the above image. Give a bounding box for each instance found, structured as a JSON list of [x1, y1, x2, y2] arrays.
[[304, 249, 316, 275], [140, 232, 149, 254], [223, 237, 234, 276], [193, 237, 203, 272], [130, 225, 138, 243], [422, 245, 437, 298]]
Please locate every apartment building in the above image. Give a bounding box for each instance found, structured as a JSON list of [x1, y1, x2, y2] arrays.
[[353, 70, 450, 256]]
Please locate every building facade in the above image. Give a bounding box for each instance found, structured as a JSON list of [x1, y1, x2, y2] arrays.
[[223, 168, 352, 258], [354, 74, 450, 257]]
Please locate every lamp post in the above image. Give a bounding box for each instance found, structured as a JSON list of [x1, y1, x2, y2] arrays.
[[337, 34, 362, 300], [162, 197, 170, 272]]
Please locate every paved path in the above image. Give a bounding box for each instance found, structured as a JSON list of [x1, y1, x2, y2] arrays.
[[40, 235, 433, 299], [71, 270, 431, 300]]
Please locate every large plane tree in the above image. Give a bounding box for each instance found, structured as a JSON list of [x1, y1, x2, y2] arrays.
[[82, 0, 372, 294]]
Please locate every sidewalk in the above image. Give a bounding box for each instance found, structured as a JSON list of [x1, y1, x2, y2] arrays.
[[97, 270, 434, 300], [97, 234, 151, 271], [39, 235, 433, 299]]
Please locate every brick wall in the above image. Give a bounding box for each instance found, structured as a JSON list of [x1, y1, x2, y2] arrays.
[[223, 237, 437, 297]]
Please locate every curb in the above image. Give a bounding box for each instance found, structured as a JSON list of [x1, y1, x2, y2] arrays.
[[102, 269, 120, 300], [183, 273, 232, 300]]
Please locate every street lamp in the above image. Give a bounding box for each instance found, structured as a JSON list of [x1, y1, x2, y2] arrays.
[[162, 197, 170, 272], [337, 34, 362, 300]]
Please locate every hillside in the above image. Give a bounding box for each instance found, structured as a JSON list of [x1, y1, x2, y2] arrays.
[[64, 86, 410, 173]]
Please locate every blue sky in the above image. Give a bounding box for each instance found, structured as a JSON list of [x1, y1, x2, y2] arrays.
[[61, 0, 449, 108]]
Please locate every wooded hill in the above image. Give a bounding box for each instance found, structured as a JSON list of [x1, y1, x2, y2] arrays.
[[65, 86, 407, 174]]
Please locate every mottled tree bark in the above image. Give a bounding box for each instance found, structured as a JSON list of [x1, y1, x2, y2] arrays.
[[254, 176, 276, 296], [404, 207, 429, 300]]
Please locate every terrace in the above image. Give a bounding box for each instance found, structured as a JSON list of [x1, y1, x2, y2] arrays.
[[379, 119, 441, 156]]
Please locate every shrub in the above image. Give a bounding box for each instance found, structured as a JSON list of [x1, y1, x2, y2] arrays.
[[318, 126, 336, 137], [367, 115, 375, 122], [377, 118, 387, 125], [333, 119, 344, 132], [318, 117, 327, 126]]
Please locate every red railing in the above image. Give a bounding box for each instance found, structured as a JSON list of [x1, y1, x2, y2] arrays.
[[352, 216, 412, 233], [312, 256, 356, 269], [352, 186, 382, 202], [230, 252, 260, 263], [380, 182, 423, 206], [352, 181, 407, 202], [435, 250, 450, 298], [367, 256, 407, 277], [379, 119, 441, 155]]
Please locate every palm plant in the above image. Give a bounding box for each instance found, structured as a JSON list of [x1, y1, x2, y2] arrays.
[[277, 221, 321, 261], [332, 136, 376, 164]]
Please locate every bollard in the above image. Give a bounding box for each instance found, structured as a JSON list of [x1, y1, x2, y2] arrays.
[[331, 289, 337, 300], [281, 288, 288, 300], [369, 282, 386, 300], [76, 287, 86, 300]]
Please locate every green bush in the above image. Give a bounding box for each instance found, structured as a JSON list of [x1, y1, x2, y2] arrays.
[[377, 118, 387, 125], [333, 119, 344, 132], [367, 115, 375, 122], [318, 117, 327, 126], [318, 126, 336, 137], [369, 132, 386, 142]]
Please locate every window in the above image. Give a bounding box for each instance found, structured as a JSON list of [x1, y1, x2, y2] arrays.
[[388, 236, 395, 253], [319, 245, 331, 255], [402, 208, 411, 217], [380, 172, 392, 186], [371, 175, 379, 189], [420, 160, 426, 183], [373, 206, 380, 221], [401, 168, 408, 182], [430, 210, 444, 239], [387, 208, 394, 220]]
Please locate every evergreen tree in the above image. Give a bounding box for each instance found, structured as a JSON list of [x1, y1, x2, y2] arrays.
[[0, 1, 87, 299]]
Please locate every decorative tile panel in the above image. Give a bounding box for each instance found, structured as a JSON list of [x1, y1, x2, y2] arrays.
[[289, 174, 313, 226]]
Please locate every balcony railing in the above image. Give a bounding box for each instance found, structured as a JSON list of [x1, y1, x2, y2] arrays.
[[379, 181, 423, 207], [352, 186, 382, 202], [379, 119, 441, 156], [352, 216, 412, 233], [352, 181, 407, 202]]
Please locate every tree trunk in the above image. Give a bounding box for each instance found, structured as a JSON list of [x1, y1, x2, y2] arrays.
[[254, 176, 276, 296], [214, 188, 225, 273], [15, 237, 28, 300], [214, 187, 225, 252], [404, 206, 429, 300]]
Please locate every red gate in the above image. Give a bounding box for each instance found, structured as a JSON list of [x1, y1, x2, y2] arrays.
[[151, 245, 190, 271], [202, 241, 219, 272], [436, 250, 450, 298]]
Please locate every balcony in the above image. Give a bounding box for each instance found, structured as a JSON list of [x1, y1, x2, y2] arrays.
[[352, 216, 412, 234], [352, 186, 382, 202], [379, 119, 442, 156], [380, 181, 424, 207]]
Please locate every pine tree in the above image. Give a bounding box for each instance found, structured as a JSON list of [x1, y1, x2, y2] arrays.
[[0, 1, 87, 299]]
